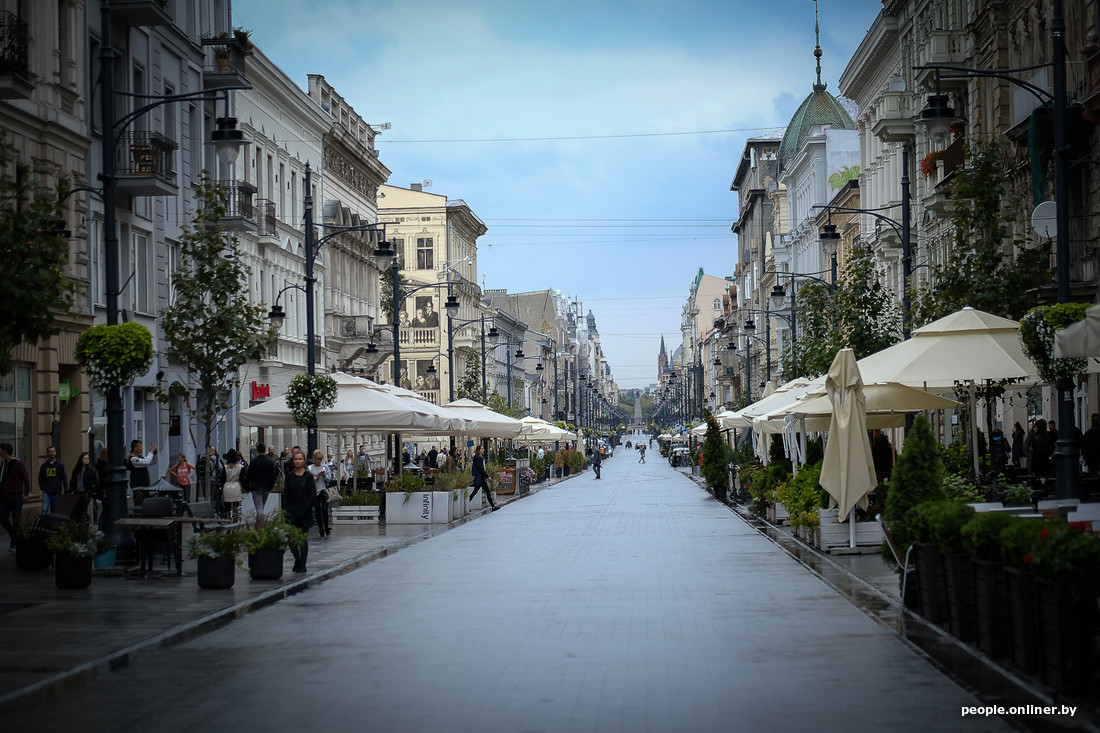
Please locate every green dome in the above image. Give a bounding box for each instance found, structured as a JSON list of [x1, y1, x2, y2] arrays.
[[777, 86, 855, 174]]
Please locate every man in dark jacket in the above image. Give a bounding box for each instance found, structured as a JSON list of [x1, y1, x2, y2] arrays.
[[591, 444, 603, 479], [248, 442, 277, 520], [38, 445, 67, 514], [469, 445, 498, 510], [0, 442, 32, 550]]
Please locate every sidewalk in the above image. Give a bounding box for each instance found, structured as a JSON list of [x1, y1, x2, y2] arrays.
[[0, 476, 562, 710]]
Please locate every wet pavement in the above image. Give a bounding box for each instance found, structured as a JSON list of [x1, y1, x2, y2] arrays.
[[0, 446, 1092, 732]]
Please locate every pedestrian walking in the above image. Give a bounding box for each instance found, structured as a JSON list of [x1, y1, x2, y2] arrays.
[[221, 450, 244, 522], [282, 450, 313, 572], [1024, 419, 1052, 476], [638, 443, 646, 463], [0, 442, 31, 550], [247, 442, 277, 522], [68, 451, 98, 497], [1010, 422, 1025, 467], [170, 453, 195, 503], [307, 449, 331, 537], [469, 445, 498, 510], [37, 445, 67, 514], [591, 445, 603, 479]]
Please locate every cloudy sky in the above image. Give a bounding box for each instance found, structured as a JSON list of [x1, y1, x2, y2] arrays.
[[232, 0, 882, 388]]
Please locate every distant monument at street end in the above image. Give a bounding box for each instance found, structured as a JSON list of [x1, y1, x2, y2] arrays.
[[631, 395, 645, 427]]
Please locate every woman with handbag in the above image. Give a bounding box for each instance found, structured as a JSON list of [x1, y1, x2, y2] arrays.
[[221, 450, 244, 522], [283, 450, 313, 572], [307, 449, 332, 538]]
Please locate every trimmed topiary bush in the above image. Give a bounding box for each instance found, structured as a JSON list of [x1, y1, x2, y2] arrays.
[[884, 415, 945, 552]]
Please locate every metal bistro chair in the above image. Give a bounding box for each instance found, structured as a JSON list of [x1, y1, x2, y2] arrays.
[[137, 496, 177, 571]]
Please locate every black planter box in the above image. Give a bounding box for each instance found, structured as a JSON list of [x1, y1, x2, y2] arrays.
[[54, 554, 92, 589], [1035, 580, 1098, 690], [248, 548, 285, 580], [197, 555, 236, 589], [914, 543, 949, 624], [943, 553, 976, 642], [1004, 565, 1039, 674], [972, 559, 1010, 658]]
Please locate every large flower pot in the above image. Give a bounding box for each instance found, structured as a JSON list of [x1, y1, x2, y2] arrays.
[[913, 543, 948, 624], [385, 491, 432, 524], [54, 554, 93, 589], [248, 548, 285, 580], [562, 466, 570, 477], [972, 559, 1010, 659], [943, 552, 976, 642], [197, 555, 236, 589], [1035, 579, 1098, 690], [1004, 565, 1039, 674]]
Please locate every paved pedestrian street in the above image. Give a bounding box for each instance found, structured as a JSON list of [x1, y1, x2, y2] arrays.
[[2, 450, 1035, 732]]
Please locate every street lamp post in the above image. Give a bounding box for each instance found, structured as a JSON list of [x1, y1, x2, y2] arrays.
[[916, 0, 1074, 498], [97, 3, 249, 555]]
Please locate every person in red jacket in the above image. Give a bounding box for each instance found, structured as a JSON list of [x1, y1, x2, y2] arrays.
[[0, 442, 32, 551]]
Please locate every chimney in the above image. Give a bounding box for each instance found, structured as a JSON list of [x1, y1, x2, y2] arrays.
[[410, 183, 422, 192]]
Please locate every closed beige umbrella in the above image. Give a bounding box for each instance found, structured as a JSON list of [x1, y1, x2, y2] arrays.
[[819, 349, 878, 546]]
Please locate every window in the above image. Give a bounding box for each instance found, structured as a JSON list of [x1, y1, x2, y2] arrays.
[[416, 237, 434, 270], [91, 220, 106, 306], [392, 237, 405, 268], [129, 231, 152, 314], [0, 366, 32, 458], [713, 298, 721, 312], [167, 240, 180, 305]]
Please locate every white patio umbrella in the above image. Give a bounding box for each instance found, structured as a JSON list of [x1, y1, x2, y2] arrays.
[[370, 382, 478, 434], [238, 372, 445, 432], [514, 416, 573, 443], [444, 398, 524, 438], [1054, 303, 1100, 358], [818, 349, 878, 548]]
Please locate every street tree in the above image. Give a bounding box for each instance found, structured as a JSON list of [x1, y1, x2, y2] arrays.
[[913, 138, 1047, 324], [0, 136, 76, 375], [159, 176, 277, 499], [454, 350, 483, 402]]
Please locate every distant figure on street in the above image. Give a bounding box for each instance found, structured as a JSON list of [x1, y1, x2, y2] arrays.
[[638, 444, 646, 463], [1024, 419, 1052, 476], [126, 440, 157, 490], [221, 449, 244, 522], [469, 445, 498, 510], [248, 443, 277, 521], [282, 451, 313, 572], [196, 445, 224, 512], [38, 445, 67, 514], [427, 446, 438, 470], [171, 453, 195, 502], [1083, 414, 1100, 476], [308, 449, 331, 538], [1011, 422, 1025, 467], [591, 445, 602, 479], [0, 442, 31, 551]]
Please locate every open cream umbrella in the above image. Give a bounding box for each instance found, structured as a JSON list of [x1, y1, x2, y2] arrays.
[[444, 398, 524, 438], [370, 382, 478, 434], [819, 349, 878, 548], [514, 416, 573, 443], [239, 372, 445, 432]]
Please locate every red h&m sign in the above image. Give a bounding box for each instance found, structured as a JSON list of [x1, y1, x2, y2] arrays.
[[251, 382, 271, 400]]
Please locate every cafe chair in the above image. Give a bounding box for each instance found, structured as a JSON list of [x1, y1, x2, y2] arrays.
[[138, 497, 176, 570]]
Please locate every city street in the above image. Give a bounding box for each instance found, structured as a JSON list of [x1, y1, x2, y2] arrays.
[[1, 445, 1028, 732]]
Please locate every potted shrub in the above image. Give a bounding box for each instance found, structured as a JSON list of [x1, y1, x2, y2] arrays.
[[93, 532, 117, 569], [554, 449, 565, 477], [74, 322, 154, 395], [960, 511, 1016, 658], [927, 501, 977, 640], [384, 472, 432, 523], [909, 501, 950, 624], [1023, 523, 1100, 688], [188, 530, 245, 589], [13, 525, 50, 572], [242, 516, 305, 580], [999, 517, 1045, 673], [46, 523, 102, 589]]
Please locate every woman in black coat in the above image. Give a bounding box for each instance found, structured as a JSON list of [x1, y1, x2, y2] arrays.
[[468, 445, 498, 511], [282, 451, 314, 572], [68, 451, 99, 497]]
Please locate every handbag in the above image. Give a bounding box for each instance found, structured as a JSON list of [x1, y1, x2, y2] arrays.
[[325, 486, 341, 503]]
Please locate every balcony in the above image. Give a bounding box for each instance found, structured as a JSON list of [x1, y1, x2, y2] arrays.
[[870, 91, 915, 143], [115, 131, 179, 196], [398, 328, 438, 348], [201, 39, 251, 91], [207, 179, 257, 232], [0, 11, 31, 101], [255, 199, 277, 238], [108, 0, 172, 26], [915, 30, 968, 91]]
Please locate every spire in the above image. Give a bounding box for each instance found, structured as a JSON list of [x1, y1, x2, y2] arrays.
[[812, 0, 826, 93], [660, 335, 666, 356]]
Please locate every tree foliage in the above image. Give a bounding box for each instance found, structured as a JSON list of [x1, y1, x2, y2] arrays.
[[913, 138, 1047, 324], [159, 175, 277, 496], [454, 349, 483, 402], [700, 411, 732, 489], [379, 260, 410, 322], [783, 248, 901, 379], [884, 415, 946, 552], [0, 136, 76, 375]]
